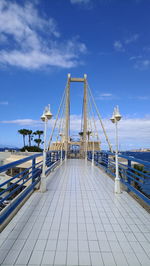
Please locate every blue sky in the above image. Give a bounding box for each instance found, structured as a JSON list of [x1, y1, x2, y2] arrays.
[[0, 0, 150, 150]]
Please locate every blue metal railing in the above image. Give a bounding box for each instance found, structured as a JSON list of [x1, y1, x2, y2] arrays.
[[0, 150, 65, 225], [87, 151, 150, 205]]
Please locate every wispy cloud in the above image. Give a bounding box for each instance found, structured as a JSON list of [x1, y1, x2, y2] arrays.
[[69, 115, 150, 150], [129, 55, 150, 71], [0, 0, 87, 70], [0, 101, 8, 105], [1, 114, 150, 149], [113, 34, 150, 71], [113, 41, 125, 52], [128, 95, 150, 101], [125, 34, 139, 44], [70, 0, 91, 4], [0, 119, 42, 126], [96, 93, 119, 100], [136, 96, 149, 100], [134, 59, 150, 70], [99, 93, 112, 97], [129, 55, 142, 61], [114, 33, 139, 53]]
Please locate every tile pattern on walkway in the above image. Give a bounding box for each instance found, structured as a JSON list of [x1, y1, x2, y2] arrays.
[[0, 159, 150, 266]]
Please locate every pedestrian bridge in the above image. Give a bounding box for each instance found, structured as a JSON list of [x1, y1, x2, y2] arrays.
[[0, 159, 150, 266], [0, 73, 150, 265]]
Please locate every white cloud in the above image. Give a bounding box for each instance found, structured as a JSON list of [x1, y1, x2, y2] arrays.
[[114, 34, 139, 53], [129, 55, 150, 71], [134, 59, 150, 70], [131, 96, 150, 100], [0, 0, 87, 70], [113, 35, 150, 71], [125, 34, 139, 44], [0, 49, 80, 69], [99, 93, 112, 97], [71, 115, 150, 150], [137, 96, 149, 100], [113, 41, 125, 52], [0, 101, 8, 105], [1, 115, 150, 150], [0, 119, 42, 126], [96, 93, 119, 100], [129, 55, 142, 61], [70, 0, 90, 4]]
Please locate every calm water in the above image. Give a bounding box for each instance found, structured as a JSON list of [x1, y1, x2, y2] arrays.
[[121, 152, 150, 196], [121, 151, 150, 163]]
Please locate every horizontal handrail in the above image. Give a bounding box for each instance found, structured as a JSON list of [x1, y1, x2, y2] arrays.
[[87, 151, 150, 205], [0, 154, 42, 174], [0, 166, 32, 188], [0, 150, 65, 226]]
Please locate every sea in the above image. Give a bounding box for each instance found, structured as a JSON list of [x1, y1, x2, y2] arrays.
[[121, 151, 150, 163], [121, 151, 150, 196]]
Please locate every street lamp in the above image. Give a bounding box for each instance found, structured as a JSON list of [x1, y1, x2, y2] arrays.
[[85, 136, 88, 161], [110, 105, 122, 194], [59, 132, 64, 165], [91, 132, 97, 166], [40, 104, 53, 192]]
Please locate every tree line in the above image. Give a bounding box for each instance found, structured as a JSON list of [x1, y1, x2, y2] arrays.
[[18, 129, 44, 151]]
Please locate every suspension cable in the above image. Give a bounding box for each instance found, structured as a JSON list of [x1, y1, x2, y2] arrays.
[[56, 94, 66, 144], [80, 96, 84, 133], [87, 83, 113, 152], [87, 87, 100, 141], [47, 85, 67, 150]]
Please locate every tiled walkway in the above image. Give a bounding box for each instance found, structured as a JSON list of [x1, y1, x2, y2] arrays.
[[0, 159, 150, 266]]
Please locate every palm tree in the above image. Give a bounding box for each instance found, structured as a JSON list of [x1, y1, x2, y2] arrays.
[[33, 130, 44, 139], [34, 138, 42, 147], [27, 130, 33, 146], [18, 129, 28, 147], [79, 131, 83, 140]]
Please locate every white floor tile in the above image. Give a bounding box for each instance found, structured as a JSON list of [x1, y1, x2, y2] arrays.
[[45, 240, 57, 251], [79, 252, 91, 266], [99, 240, 111, 252], [54, 251, 67, 265], [89, 241, 100, 252], [28, 250, 43, 265], [34, 239, 47, 250], [90, 252, 104, 266], [57, 240, 67, 251], [101, 252, 116, 266], [15, 249, 33, 265], [78, 240, 89, 251], [41, 250, 55, 265], [0, 159, 150, 266], [113, 252, 128, 266], [124, 252, 141, 266], [67, 251, 78, 265], [109, 241, 123, 253]]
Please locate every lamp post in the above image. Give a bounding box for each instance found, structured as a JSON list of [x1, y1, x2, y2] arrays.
[[92, 132, 97, 166], [110, 106, 122, 194], [92, 133, 94, 166], [40, 104, 53, 192], [85, 136, 88, 161], [59, 132, 64, 165]]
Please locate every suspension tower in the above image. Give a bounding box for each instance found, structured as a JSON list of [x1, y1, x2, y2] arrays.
[[64, 74, 88, 158], [48, 74, 112, 157]]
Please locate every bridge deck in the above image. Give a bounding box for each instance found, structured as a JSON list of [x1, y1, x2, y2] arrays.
[[0, 159, 150, 266]]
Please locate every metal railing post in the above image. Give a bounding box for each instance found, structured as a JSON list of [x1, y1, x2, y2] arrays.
[[127, 159, 132, 188], [32, 158, 36, 184], [60, 146, 63, 165], [106, 153, 108, 170]]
